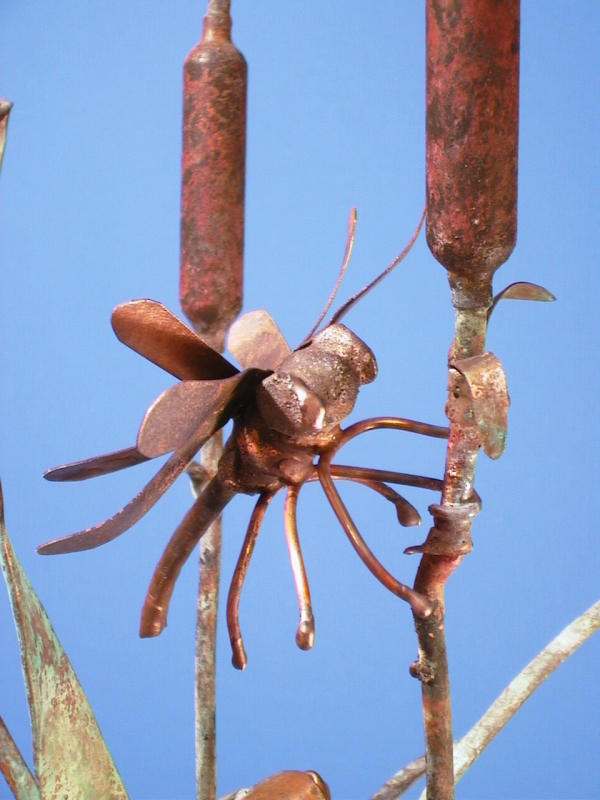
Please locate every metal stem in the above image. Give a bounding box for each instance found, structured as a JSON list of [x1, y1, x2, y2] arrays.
[[179, 0, 247, 794], [417, 2, 521, 797]]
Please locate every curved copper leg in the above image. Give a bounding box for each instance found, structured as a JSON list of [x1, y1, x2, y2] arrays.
[[329, 464, 444, 493], [139, 474, 236, 638], [283, 484, 315, 650], [317, 454, 432, 619], [305, 466, 422, 527], [336, 417, 449, 455], [226, 490, 277, 670], [329, 468, 420, 527]]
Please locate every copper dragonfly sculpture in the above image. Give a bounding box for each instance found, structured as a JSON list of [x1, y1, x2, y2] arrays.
[[38, 210, 449, 669]]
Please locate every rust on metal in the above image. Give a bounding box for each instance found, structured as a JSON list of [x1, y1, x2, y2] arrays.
[[180, 0, 246, 348], [178, 2, 247, 792], [418, 3, 522, 799], [426, 0, 520, 296]]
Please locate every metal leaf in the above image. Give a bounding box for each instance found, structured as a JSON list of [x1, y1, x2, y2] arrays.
[[450, 352, 509, 460], [0, 716, 40, 800], [0, 483, 128, 799], [489, 281, 556, 317]]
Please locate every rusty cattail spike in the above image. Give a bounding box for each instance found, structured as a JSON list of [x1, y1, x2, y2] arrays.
[[426, 0, 520, 298], [180, 0, 246, 349]]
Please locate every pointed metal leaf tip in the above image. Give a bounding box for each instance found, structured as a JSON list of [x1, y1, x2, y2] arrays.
[[0, 714, 40, 799], [0, 481, 129, 799], [489, 281, 556, 318]]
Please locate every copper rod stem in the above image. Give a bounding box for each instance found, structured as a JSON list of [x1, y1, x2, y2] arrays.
[[179, 1, 246, 795], [419, 3, 521, 798], [195, 435, 226, 800], [283, 485, 315, 651], [226, 491, 276, 670], [316, 455, 432, 619]]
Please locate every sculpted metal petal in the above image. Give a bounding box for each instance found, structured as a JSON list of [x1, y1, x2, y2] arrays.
[[227, 309, 291, 370], [112, 299, 239, 380]]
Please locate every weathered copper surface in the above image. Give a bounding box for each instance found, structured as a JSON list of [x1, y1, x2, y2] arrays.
[[419, 3, 522, 798], [426, 0, 520, 289], [242, 770, 331, 800], [179, 0, 246, 346], [450, 352, 509, 460], [0, 486, 128, 799], [39, 240, 449, 666], [178, 3, 247, 788], [0, 715, 40, 800]]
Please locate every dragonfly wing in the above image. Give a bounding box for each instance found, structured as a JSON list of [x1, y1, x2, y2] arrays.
[[136, 369, 267, 459], [44, 446, 149, 482], [112, 299, 239, 380], [36, 371, 267, 555], [227, 310, 291, 370]]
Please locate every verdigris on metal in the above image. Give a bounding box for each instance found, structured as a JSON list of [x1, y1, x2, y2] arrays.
[[0, 484, 128, 800], [449, 352, 509, 460], [0, 716, 40, 800]]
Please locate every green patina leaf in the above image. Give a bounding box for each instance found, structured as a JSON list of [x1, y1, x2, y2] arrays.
[[0, 484, 129, 800], [0, 716, 40, 800]]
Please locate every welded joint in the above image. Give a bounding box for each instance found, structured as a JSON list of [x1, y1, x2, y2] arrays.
[[405, 499, 481, 557]]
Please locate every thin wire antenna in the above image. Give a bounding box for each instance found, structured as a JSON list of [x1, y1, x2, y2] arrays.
[[327, 206, 426, 327], [298, 207, 357, 347]]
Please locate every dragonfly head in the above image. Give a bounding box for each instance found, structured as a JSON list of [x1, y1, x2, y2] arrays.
[[256, 324, 377, 437]]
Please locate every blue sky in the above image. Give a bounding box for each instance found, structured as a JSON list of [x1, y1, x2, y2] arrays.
[[0, 3, 599, 799]]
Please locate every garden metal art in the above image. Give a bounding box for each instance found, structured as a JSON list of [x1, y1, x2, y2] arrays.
[[2, 2, 598, 800], [37, 210, 450, 670]]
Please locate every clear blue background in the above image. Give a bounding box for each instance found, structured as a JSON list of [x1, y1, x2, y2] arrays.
[[1, 3, 599, 799]]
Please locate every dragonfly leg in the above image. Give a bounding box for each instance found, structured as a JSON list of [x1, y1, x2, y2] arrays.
[[328, 467, 421, 526], [226, 490, 278, 670], [328, 464, 443, 493], [139, 474, 236, 638], [283, 484, 315, 650], [305, 466, 421, 527], [317, 453, 432, 619], [333, 416, 449, 460]]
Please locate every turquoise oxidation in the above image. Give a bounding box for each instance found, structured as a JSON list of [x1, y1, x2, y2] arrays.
[[0, 484, 128, 800]]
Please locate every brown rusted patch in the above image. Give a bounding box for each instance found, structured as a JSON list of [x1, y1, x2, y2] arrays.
[[426, 0, 520, 285], [180, 2, 247, 347]]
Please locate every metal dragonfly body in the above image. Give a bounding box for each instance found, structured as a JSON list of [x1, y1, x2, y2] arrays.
[[38, 211, 448, 669]]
